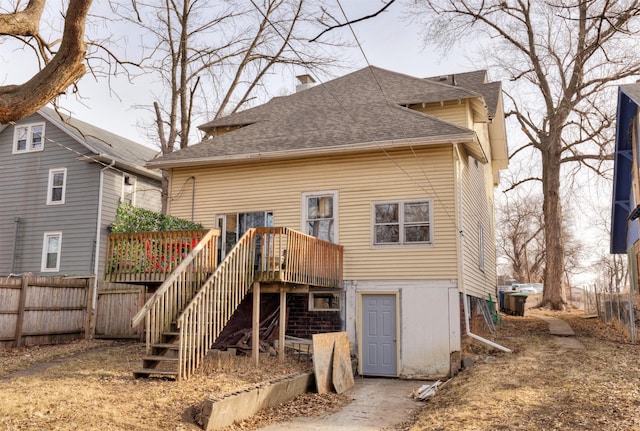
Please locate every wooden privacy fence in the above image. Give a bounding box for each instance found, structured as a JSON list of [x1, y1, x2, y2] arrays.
[[94, 281, 147, 339], [0, 276, 90, 348]]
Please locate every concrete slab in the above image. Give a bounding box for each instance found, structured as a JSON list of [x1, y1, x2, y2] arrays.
[[535, 315, 575, 336], [257, 377, 425, 431], [552, 336, 584, 349], [198, 372, 314, 430]]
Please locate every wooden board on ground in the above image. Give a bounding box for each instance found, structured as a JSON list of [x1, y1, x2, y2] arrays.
[[312, 333, 336, 394], [331, 332, 354, 394]]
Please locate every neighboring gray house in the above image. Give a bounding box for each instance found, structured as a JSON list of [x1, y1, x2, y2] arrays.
[[0, 107, 161, 278]]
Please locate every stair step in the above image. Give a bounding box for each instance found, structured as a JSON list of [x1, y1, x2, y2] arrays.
[[143, 355, 179, 362], [152, 343, 179, 350], [133, 368, 178, 379], [163, 331, 180, 337]]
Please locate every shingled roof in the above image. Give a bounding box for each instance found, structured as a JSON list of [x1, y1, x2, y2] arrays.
[[37, 107, 161, 179], [148, 66, 495, 169]]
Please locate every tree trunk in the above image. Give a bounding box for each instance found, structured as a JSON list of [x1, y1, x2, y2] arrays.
[[540, 139, 566, 310]]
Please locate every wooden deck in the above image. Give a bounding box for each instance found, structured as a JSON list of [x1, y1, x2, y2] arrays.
[[105, 227, 343, 289], [107, 227, 343, 380]]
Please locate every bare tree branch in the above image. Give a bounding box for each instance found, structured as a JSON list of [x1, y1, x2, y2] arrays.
[[309, 0, 395, 43]]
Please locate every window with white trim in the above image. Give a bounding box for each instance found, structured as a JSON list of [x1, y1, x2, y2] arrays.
[[13, 122, 45, 153], [122, 174, 137, 205], [47, 168, 67, 205], [302, 191, 338, 243], [309, 291, 341, 311], [372, 199, 432, 245], [41, 232, 62, 272]]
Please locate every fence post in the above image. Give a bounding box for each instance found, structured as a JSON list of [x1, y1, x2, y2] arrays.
[[14, 276, 29, 348], [85, 277, 95, 339]]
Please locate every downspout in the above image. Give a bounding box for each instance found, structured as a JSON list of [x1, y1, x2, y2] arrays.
[[453, 143, 511, 353], [11, 217, 20, 273], [93, 160, 116, 312]]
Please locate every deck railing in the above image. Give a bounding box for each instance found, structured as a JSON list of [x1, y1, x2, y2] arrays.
[[130, 228, 219, 353], [254, 227, 343, 287], [176, 227, 343, 379], [104, 230, 211, 283]]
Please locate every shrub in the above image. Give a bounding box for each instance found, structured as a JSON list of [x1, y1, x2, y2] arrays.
[[110, 202, 203, 233]]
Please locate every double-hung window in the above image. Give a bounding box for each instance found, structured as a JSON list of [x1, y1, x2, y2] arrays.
[[373, 199, 432, 246], [47, 168, 67, 205], [302, 191, 338, 243], [13, 122, 45, 153], [41, 232, 62, 272]]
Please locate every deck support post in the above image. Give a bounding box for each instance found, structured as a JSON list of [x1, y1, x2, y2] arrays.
[[252, 281, 260, 367], [279, 288, 286, 362]]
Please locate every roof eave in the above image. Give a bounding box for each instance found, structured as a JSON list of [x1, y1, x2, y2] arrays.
[[147, 133, 479, 169], [91, 154, 163, 180]]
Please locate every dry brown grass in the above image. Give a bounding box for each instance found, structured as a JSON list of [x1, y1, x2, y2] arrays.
[[2, 309, 639, 431], [405, 309, 640, 431], [0, 341, 345, 431]]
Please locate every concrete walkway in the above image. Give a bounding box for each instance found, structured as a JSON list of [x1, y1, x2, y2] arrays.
[[535, 314, 585, 349], [257, 377, 426, 431]]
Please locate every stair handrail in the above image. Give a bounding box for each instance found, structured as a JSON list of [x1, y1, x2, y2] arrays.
[[176, 228, 258, 380], [131, 228, 220, 350]]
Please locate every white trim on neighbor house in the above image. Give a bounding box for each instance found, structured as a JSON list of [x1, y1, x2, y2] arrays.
[[121, 174, 137, 205], [301, 190, 339, 243], [13, 122, 45, 154], [46, 168, 67, 205], [41, 231, 62, 272], [371, 199, 434, 247]]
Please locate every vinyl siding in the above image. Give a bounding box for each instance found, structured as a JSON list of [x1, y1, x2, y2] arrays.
[[458, 152, 498, 299], [416, 101, 470, 129], [0, 112, 101, 276], [167, 146, 460, 280], [0, 112, 162, 278]]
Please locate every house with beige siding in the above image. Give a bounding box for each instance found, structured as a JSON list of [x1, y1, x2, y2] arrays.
[[148, 66, 508, 379]]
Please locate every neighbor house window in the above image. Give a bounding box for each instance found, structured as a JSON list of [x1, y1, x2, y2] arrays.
[[373, 199, 432, 245], [302, 191, 338, 243], [41, 232, 62, 272], [47, 168, 67, 205], [122, 174, 136, 205], [309, 291, 341, 311], [13, 122, 45, 153]]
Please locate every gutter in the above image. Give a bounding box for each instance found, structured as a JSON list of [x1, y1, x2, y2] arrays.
[[146, 133, 481, 170], [92, 160, 116, 318], [453, 143, 511, 353]]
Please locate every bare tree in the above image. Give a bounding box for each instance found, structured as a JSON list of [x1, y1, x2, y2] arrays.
[[122, 0, 343, 211], [497, 193, 545, 283], [497, 192, 583, 289], [0, 1, 92, 123], [415, 0, 640, 309], [594, 253, 628, 293]]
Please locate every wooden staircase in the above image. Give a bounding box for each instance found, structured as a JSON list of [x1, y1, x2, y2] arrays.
[[130, 227, 343, 380], [133, 330, 180, 379]]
